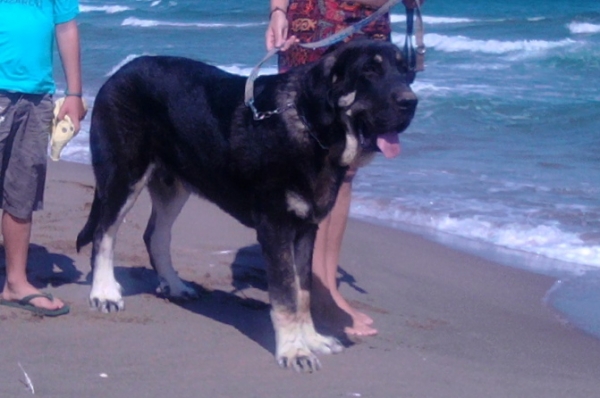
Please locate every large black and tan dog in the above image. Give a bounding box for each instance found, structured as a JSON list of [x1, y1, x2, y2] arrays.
[[77, 39, 417, 372]]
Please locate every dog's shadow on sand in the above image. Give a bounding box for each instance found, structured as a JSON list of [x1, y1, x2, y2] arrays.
[[178, 244, 358, 354], [0, 244, 82, 289], [106, 243, 357, 355], [0, 242, 358, 355], [156, 245, 275, 353]]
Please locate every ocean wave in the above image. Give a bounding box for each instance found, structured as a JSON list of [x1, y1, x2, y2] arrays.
[[218, 64, 278, 77], [350, 198, 600, 273], [568, 22, 600, 34], [425, 33, 575, 54], [80, 5, 132, 13], [390, 14, 474, 24], [121, 17, 264, 29], [106, 54, 145, 76]]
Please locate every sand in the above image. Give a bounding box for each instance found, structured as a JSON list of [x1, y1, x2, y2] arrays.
[[1, 160, 600, 398]]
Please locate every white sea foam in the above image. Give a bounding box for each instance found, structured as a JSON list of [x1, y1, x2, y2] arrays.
[[390, 14, 474, 24], [80, 5, 132, 13], [106, 54, 145, 76], [218, 65, 278, 77], [121, 17, 264, 29], [425, 33, 575, 54], [568, 22, 600, 34], [407, 80, 499, 98], [351, 198, 600, 273]]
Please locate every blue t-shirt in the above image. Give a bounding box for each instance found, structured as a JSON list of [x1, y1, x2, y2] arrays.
[[0, 0, 79, 94]]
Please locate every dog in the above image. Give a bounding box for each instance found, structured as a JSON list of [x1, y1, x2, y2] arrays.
[[76, 39, 418, 372]]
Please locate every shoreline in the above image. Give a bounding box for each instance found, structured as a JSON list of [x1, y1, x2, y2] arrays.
[[354, 214, 600, 341], [2, 160, 600, 397]]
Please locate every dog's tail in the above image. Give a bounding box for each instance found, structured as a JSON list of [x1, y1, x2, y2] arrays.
[[76, 188, 101, 252]]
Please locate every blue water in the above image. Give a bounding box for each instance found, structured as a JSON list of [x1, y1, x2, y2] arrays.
[[65, 0, 600, 337]]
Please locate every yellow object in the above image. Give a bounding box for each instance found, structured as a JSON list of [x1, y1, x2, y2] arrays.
[[51, 97, 87, 161]]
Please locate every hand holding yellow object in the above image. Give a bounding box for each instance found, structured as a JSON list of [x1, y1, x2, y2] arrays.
[[51, 97, 87, 161]]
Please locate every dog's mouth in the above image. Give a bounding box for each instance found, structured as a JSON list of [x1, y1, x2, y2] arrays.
[[349, 87, 417, 157], [360, 118, 412, 157], [375, 132, 401, 158], [356, 97, 416, 156]]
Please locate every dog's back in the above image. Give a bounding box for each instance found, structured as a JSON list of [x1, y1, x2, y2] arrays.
[[77, 55, 314, 251], [89, 56, 247, 171]]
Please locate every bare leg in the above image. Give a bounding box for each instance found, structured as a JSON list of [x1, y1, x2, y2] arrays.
[[0, 211, 65, 310], [311, 170, 377, 336]]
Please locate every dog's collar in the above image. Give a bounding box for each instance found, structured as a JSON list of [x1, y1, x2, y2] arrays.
[[247, 97, 295, 121]]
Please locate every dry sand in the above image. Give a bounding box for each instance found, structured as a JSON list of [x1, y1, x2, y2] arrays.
[[1, 160, 600, 398]]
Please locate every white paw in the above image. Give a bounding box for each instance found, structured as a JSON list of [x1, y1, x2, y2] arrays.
[[89, 281, 124, 313], [274, 322, 342, 372], [304, 331, 344, 355], [276, 346, 322, 373]]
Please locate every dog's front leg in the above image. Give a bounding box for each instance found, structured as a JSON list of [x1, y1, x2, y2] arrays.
[[257, 220, 342, 373], [292, 224, 344, 356]]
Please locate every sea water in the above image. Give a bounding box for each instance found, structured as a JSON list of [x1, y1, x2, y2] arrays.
[[64, 0, 600, 337]]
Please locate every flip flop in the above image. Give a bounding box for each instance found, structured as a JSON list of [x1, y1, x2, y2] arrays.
[[0, 293, 70, 317]]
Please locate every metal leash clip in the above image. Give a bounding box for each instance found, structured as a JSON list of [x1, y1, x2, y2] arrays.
[[247, 98, 294, 121]]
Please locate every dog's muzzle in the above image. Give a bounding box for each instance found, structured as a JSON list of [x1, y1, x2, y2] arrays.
[[360, 86, 418, 153], [392, 86, 418, 119]]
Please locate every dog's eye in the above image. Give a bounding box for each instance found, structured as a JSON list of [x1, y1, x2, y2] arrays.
[[362, 63, 382, 79], [396, 63, 416, 85]]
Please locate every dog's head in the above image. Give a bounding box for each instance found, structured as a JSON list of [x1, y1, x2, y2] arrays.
[[299, 39, 418, 164]]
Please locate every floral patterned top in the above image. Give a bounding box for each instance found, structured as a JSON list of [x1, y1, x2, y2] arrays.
[[279, 0, 391, 72]]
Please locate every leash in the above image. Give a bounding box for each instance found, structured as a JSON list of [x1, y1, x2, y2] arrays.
[[298, 0, 403, 50], [404, 0, 425, 72], [244, 0, 425, 120], [244, 46, 297, 121]]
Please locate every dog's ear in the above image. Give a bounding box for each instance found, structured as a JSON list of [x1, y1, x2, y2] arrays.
[[300, 54, 339, 127]]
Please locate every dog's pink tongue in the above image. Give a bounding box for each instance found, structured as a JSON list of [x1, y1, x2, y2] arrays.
[[376, 133, 401, 158]]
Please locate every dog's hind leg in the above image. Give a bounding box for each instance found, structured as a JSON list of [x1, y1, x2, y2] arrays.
[[258, 221, 343, 373], [90, 164, 156, 312], [144, 171, 196, 299]]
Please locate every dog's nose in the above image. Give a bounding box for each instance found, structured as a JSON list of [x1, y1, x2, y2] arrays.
[[392, 89, 418, 113]]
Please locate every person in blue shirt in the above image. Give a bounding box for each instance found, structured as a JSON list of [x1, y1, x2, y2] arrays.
[[0, 0, 86, 316]]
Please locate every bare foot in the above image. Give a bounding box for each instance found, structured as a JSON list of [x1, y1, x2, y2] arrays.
[[344, 322, 378, 336], [312, 286, 377, 336], [344, 306, 377, 335], [329, 290, 377, 332], [353, 310, 374, 325]]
